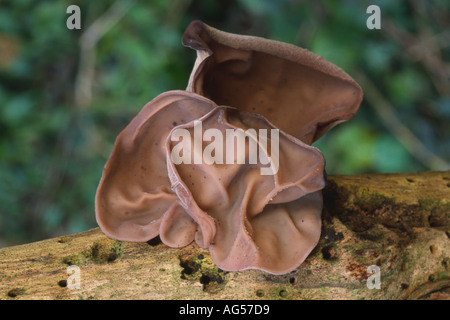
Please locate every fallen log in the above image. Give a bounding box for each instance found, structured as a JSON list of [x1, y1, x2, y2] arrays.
[[0, 171, 449, 300]]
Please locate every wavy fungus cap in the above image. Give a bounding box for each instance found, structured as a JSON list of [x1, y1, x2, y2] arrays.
[[95, 21, 363, 275], [166, 106, 325, 273], [95, 90, 326, 274], [95, 91, 217, 243], [182, 20, 363, 144]]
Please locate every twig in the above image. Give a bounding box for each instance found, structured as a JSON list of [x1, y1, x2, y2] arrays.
[[383, 20, 450, 96], [74, 0, 136, 109], [355, 71, 450, 171]]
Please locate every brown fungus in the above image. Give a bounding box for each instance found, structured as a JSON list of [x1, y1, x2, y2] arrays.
[[95, 91, 217, 243], [166, 106, 325, 273], [95, 21, 362, 275], [182, 20, 363, 144]]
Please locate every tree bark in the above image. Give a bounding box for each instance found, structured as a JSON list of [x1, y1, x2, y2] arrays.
[[1, 171, 449, 300]]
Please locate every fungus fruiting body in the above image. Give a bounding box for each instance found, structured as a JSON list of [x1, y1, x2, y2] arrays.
[[182, 20, 363, 145], [95, 21, 362, 274]]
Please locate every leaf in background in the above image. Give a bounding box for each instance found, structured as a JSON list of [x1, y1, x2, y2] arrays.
[[314, 121, 376, 174], [373, 135, 414, 173], [2, 94, 34, 125], [386, 68, 430, 107]]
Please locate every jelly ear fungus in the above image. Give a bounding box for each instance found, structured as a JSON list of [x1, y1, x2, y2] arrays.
[[182, 20, 363, 145]]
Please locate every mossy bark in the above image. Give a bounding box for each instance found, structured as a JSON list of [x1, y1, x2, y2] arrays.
[[1, 171, 449, 300]]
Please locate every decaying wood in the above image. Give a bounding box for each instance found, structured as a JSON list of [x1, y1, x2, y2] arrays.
[[0, 171, 449, 300]]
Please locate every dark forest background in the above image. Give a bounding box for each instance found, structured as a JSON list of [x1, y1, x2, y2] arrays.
[[0, 0, 449, 247]]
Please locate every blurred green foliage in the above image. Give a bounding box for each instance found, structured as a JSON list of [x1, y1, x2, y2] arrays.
[[0, 0, 449, 246]]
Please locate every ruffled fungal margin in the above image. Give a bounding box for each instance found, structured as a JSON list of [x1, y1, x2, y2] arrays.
[[95, 21, 363, 274], [182, 20, 363, 145], [166, 107, 325, 273], [95, 91, 217, 243]]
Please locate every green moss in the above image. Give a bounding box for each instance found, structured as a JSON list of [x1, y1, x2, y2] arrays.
[[62, 240, 123, 266], [430, 271, 450, 282], [355, 189, 395, 208], [262, 287, 292, 300], [179, 252, 228, 293], [90, 240, 123, 263], [418, 199, 444, 210], [128, 265, 141, 272], [57, 236, 72, 244], [418, 199, 450, 215], [279, 289, 288, 298], [62, 252, 87, 266], [255, 289, 264, 297], [419, 199, 450, 227]]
